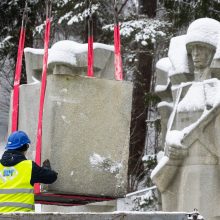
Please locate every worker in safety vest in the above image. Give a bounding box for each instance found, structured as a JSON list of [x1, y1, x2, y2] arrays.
[[0, 130, 58, 212]]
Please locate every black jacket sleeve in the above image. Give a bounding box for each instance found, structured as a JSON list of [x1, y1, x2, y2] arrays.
[[30, 161, 58, 186]]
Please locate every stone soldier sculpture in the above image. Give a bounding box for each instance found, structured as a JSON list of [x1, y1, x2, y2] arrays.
[[152, 18, 220, 220]]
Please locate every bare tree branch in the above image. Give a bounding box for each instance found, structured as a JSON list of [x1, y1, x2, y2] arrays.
[[118, 0, 129, 14]]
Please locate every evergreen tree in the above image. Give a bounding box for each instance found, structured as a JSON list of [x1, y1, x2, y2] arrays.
[[160, 0, 220, 31]]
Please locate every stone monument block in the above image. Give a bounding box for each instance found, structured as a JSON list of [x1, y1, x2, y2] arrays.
[[8, 82, 41, 160], [48, 40, 115, 79], [13, 40, 133, 198], [41, 74, 133, 197], [18, 83, 41, 160], [24, 48, 45, 83]]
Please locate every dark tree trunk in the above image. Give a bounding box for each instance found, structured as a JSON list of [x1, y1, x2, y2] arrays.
[[127, 0, 156, 192], [84, 0, 97, 43], [139, 0, 157, 18], [128, 53, 152, 191]]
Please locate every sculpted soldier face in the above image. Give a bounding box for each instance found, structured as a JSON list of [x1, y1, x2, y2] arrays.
[[190, 43, 215, 69]]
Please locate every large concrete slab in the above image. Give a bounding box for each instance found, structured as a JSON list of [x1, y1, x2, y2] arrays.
[[8, 82, 41, 160], [18, 83, 41, 160], [12, 42, 133, 198], [0, 77, 10, 148], [48, 41, 115, 80], [0, 212, 189, 220], [41, 74, 133, 197]]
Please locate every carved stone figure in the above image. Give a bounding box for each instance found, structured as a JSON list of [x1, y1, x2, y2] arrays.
[[152, 18, 220, 220]]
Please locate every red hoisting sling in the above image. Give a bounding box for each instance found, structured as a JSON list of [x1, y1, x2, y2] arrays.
[[87, 1, 94, 77], [11, 3, 28, 132], [114, 1, 123, 81], [35, 1, 51, 194]]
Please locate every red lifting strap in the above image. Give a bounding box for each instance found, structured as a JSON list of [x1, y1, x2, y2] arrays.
[[87, 35, 94, 77], [11, 27, 26, 132], [114, 1, 123, 81], [87, 12, 94, 77], [35, 17, 51, 194], [11, 1, 28, 132], [114, 24, 123, 81], [87, 20, 94, 77]]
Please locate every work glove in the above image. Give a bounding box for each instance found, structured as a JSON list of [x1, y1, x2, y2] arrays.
[[42, 159, 51, 170]]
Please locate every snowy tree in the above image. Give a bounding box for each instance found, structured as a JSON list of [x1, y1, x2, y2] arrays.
[[159, 0, 220, 31], [0, 0, 49, 143]]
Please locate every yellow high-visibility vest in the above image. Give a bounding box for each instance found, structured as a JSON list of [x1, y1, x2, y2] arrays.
[[0, 160, 34, 212]]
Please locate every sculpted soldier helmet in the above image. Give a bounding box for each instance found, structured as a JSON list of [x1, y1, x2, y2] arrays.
[[186, 17, 220, 52]]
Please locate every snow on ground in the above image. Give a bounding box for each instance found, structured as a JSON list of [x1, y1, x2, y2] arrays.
[[117, 186, 159, 211]]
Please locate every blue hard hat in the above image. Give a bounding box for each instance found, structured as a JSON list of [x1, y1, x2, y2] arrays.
[[6, 131, 31, 150]]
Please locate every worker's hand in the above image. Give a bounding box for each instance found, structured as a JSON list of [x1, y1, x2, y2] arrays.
[[43, 159, 51, 170]]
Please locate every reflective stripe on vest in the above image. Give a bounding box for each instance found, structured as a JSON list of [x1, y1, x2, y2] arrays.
[[0, 160, 34, 212], [0, 189, 34, 194], [0, 202, 34, 210]]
